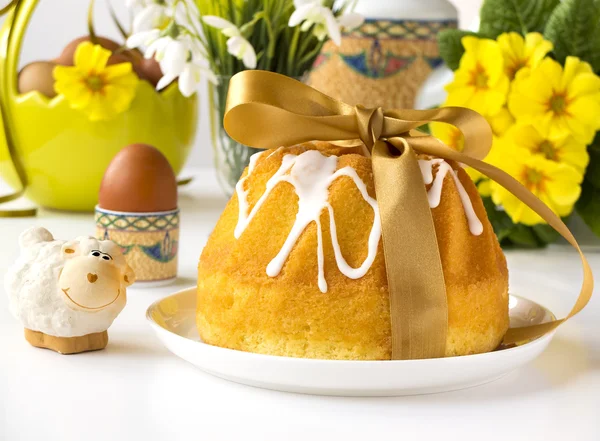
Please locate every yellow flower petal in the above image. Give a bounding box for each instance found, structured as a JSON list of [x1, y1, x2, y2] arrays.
[[497, 32, 553, 79], [524, 33, 554, 69], [103, 62, 134, 81], [568, 73, 600, 99], [488, 107, 515, 137], [52, 42, 139, 121], [477, 179, 492, 196], [489, 148, 583, 226], [444, 84, 476, 105], [568, 95, 600, 128], [430, 122, 464, 151], [556, 136, 590, 173], [446, 36, 510, 115], [76, 42, 108, 74], [561, 56, 593, 89], [67, 86, 93, 109], [509, 56, 600, 146]]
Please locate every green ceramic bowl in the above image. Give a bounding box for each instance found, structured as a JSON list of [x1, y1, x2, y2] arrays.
[[0, 0, 198, 212]]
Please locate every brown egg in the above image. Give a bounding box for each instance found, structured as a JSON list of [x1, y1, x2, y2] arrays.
[[137, 57, 163, 87], [56, 36, 121, 65], [18, 61, 58, 97], [99, 144, 178, 213], [56, 35, 144, 71]]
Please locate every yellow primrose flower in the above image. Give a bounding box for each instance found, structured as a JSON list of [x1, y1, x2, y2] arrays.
[[503, 124, 589, 175], [430, 119, 501, 186], [490, 148, 583, 225], [508, 56, 600, 144], [473, 138, 509, 196], [497, 32, 553, 79], [445, 36, 510, 115], [54, 42, 139, 121], [430, 121, 480, 181], [488, 107, 515, 137], [431, 121, 464, 151]]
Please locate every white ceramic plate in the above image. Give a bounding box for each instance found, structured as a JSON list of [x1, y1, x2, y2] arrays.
[[147, 288, 555, 396]]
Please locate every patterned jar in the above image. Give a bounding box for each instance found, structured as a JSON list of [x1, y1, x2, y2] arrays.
[[95, 207, 179, 285], [307, 0, 458, 110]]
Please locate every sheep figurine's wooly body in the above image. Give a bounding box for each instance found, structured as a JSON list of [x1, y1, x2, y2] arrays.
[[5, 227, 134, 354]]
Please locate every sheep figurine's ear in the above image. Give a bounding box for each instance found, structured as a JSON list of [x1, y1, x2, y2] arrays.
[[61, 240, 80, 260], [19, 227, 54, 249], [123, 264, 136, 287]]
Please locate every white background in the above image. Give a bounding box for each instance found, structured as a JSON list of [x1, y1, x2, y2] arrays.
[[1, 172, 599, 441], [0, 0, 482, 168]]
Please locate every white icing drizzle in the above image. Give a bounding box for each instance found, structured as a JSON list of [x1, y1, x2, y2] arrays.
[[418, 159, 484, 236], [234, 151, 483, 292], [235, 149, 381, 293], [234, 151, 266, 239]]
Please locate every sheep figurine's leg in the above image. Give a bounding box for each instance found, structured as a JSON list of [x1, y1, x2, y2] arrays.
[[24, 329, 109, 354]]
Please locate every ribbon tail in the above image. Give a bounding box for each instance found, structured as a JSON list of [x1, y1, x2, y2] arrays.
[[373, 139, 448, 359], [409, 136, 593, 345]]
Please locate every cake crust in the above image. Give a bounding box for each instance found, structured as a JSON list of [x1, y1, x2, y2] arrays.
[[197, 142, 509, 360]]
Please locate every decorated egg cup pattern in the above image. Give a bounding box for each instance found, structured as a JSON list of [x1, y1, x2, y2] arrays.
[[95, 207, 179, 283]]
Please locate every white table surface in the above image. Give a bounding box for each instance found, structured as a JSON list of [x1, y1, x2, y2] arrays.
[[1, 168, 599, 441]]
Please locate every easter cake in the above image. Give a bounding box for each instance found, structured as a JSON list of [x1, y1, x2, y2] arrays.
[[196, 142, 509, 360]]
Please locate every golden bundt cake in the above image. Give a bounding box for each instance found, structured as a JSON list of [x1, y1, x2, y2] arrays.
[[197, 141, 509, 360]]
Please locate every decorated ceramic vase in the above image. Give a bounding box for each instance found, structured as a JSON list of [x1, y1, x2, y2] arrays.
[[307, 0, 458, 110]]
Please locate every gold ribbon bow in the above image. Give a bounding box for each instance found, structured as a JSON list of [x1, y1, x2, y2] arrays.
[[224, 70, 593, 360]]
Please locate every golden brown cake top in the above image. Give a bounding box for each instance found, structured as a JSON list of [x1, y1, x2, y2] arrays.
[[227, 141, 486, 292]]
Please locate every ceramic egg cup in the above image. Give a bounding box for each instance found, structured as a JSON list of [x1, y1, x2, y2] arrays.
[[95, 207, 179, 285]]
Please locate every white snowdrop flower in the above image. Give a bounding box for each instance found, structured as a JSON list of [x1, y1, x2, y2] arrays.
[[288, 0, 364, 46], [156, 56, 217, 96], [173, 0, 203, 33], [132, 2, 171, 33], [171, 61, 218, 96], [203, 16, 258, 69], [147, 36, 188, 78], [126, 29, 161, 51], [126, 0, 217, 97]]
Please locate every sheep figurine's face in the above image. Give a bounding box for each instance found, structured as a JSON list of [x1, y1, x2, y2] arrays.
[[59, 238, 135, 311]]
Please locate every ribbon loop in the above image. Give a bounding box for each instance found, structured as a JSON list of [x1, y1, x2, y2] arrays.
[[223, 70, 593, 360], [355, 105, 384, 150]]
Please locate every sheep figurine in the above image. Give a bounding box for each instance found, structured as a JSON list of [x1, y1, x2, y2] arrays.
[[4, 227, 135, 354]]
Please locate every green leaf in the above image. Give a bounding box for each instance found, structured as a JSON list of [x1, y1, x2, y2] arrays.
[[507, 224, 542, 247], [479, 0, 560, 38], [583, 134, 600, 188], [419, 123, 431, 135], [437, 29, 480, 71], [532, 223, 561, 244], [544, 0, 600, 71], [576, 180, 600, 236], [482, 196, 515, 242], [482, 196, 555, 247]]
